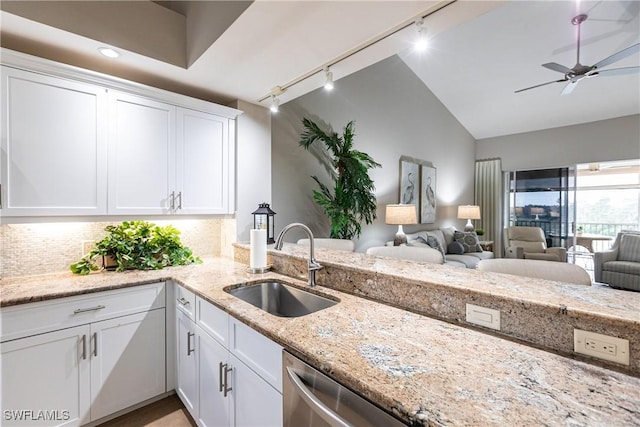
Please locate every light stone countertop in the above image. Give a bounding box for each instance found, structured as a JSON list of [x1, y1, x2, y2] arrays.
[[2, 258, 640, 426]]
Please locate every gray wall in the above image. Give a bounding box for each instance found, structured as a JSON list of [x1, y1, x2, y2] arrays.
[[476, 114, 640, 171], [232, 100, 272, 243], [272, 55, 476, 252]]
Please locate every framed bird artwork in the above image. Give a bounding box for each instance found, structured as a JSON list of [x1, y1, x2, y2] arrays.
[[421, 164, 436, 223], [399, 160, 419, 220]]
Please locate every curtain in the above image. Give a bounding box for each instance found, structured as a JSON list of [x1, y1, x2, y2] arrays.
[[475, 158, 503, 257]]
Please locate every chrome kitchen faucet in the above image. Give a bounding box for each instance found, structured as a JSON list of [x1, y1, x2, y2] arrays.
[[274, 223, 322, 287]]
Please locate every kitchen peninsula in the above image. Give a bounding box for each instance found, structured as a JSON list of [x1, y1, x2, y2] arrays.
[[2, 254, 639, 426]]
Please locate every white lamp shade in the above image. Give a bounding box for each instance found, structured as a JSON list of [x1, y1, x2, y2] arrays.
[[457, 205, 481, 220], [385, 204, 417, 225]]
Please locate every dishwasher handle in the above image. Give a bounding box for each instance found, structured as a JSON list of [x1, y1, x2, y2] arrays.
[[285, 366, 353, 427]]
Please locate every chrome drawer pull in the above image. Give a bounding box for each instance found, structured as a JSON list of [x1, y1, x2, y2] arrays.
[[177, 297, 190, 306], [93, 332, 98, 357], [73, 305, 106, 314]]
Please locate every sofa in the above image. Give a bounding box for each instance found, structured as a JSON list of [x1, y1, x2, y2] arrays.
[[403, 227, 494, 268], [366, 245, 444, 264], [594, 230, 640, 291], [503, 226, 567, 262], [477, 258, 591, 285]]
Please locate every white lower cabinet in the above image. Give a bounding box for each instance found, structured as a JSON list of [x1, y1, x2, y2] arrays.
[[176, 309, 199, 418], [231, 353, 282, 427], [1, 325, 91, 426], [197, 324, 231, 427], [0, 282, 167, 426], [90, 309, 166, 420], [174, 287, 283, 427]]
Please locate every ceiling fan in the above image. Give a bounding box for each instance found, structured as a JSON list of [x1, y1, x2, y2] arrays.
[[515, 13, 640, 95]]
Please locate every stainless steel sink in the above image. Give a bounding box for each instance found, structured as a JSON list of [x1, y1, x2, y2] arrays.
[[225, 281, 337, 317]]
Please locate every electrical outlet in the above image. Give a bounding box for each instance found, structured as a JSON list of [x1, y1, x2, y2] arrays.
[[574, 329, 629, 365], [466, 303, 500, 331], [81, 240, 96, 257]]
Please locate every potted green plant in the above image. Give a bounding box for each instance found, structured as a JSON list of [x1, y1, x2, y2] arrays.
[[475, 228, 485, 236], [299, 118, 381, 239], [70, 221, 201, 275]]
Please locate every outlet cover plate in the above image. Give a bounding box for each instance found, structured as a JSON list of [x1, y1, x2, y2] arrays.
[[466, 303, 500, 331], [574, 329, 629, 365]]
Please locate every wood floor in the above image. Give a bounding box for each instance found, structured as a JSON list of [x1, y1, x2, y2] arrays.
[[98, 395, 196, 427]]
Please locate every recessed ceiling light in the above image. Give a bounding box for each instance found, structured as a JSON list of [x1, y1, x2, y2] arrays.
[[98, 47, 120, 58]]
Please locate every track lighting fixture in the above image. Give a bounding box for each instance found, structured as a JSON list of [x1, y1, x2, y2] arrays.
[[259, 3, 450, 106], [414, 19, 428, 52], [323, 67, 334, 91], [269, 95, 280, 113]]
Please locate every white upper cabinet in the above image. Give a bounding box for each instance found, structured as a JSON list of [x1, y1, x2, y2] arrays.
[[0, 67, 107, 216], [176, 108, 231, 214], [0, 51, 239, 217], [108, 92, 175, 215]]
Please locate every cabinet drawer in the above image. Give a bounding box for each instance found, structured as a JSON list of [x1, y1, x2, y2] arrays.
[[1, 282, 165, 342], [196, 296, 229, 347], [229, 317, 283, 392], [175, 285, 196, 319]]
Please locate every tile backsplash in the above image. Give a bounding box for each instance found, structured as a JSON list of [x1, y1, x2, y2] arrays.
[[1, 218, 236, 278]]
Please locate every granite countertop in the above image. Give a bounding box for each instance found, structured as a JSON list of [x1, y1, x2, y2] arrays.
[[261, 243, 640, 323], [2, 258, 639, 426]]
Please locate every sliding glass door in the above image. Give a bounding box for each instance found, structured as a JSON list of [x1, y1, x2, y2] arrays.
[[507, 167, 576, 248]]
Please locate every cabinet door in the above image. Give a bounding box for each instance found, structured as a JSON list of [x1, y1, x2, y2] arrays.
[[108, 91, 175, 214], [231, 354, 283, 427], [197, 325, 231, 427], [89, 309, 166, 421], [176, 108, 230, 214], [0, 67, 107, 216], [1, 325, 91, 426], [176, 309, 198, 419]]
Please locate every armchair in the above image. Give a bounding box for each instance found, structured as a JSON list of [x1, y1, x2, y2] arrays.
[[594, 231, 640, 291], [503, 226, 567, 262]]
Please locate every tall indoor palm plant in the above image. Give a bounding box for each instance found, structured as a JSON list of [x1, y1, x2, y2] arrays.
[[299, 118, 381, 239]]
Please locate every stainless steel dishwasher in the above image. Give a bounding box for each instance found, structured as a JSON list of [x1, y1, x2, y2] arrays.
[[283, 351, 408, 427]]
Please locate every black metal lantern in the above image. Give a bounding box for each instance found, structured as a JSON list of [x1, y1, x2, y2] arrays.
[[252, 203, 276, 244]]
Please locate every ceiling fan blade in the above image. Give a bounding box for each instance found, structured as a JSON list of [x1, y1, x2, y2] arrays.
[[561, 79, 580, 95], [591, 66, 640, 77], [514, 78, 567, 93], [592, 43, 640, 69], [542, 62, 573, 74]]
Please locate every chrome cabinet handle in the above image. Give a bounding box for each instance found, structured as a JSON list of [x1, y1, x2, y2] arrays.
[[169, 191, 175, 211], [219, 362, 225, 392], [285, 367, 352, 427], [222, 363, 232, 397], [73, 305, 106, 314], [187, 331, 195, 356], [176, 191, 182, 210], [177, 297, 190, 306], [93, 332, 98, 357], [81, 334, 87, 360]]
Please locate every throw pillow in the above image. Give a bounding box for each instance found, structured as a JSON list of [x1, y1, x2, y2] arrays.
[[447, 241, 465, 255], [417, 235, 446, 257], [454, 231, 483, 253]]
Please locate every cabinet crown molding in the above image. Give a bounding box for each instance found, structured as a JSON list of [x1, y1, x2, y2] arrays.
[[0, 48, 242, 119]]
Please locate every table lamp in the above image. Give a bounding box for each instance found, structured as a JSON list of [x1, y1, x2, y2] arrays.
[[386, 204, 417, 246], [457, 205, 480, 232]]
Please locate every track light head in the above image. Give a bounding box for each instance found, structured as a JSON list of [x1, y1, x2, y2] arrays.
[[270, 95, 280, 113], [323, 67, 334, 91], [414, 19, 428, 52]]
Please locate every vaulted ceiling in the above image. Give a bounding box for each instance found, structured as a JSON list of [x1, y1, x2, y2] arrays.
[[1, 1, 638, 140]]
